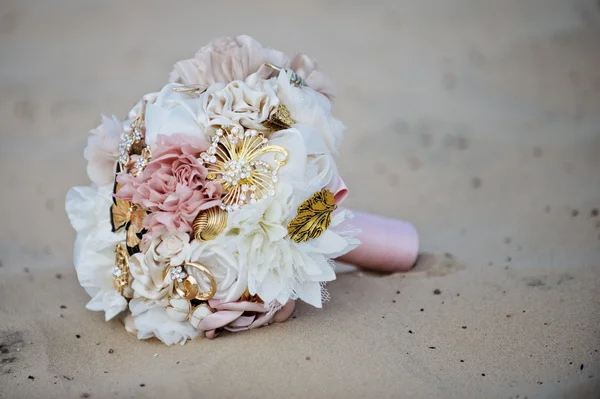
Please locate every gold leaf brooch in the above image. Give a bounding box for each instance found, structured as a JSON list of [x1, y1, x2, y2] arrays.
[[288, 189, 337, 243]]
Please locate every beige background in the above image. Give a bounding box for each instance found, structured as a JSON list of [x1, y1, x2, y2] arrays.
[[1, 0, 599, 398]]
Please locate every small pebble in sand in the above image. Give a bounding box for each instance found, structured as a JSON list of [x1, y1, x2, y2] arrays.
[[429, 346, 436, 349], [140, 384, 145, 387], [28, 376, 34, 380], [462, 326, 467, 329], [108, 349, 114, 354], [396, 290, 400, 294], [580, 364, 584, 371], [55, 273, 62, 279], [408, 330, 413, 334], [420, 308, 424, 312], [306, 356, 311, 361], [591, 208, 598, 217], [460, 360, 464, 363], [481, 374, 485, 377], [433, 289, 441, 295], [571, 209, 579, 217], [75, 334, 81, 339], [60, 305, 66, 309]]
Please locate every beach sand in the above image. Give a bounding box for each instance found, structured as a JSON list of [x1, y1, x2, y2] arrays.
[[0, 0, 599, 397]]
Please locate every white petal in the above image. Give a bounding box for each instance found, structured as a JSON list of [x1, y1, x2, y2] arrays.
[[189, 304, 213, 329]]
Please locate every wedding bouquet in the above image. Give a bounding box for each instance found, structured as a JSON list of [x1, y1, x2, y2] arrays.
[[65, 35, 361, 344]]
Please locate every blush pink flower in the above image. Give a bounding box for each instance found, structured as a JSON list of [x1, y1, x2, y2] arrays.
[[117, 134, 222, 238]]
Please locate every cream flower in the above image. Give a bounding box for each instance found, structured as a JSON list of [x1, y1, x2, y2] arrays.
[[65, 184, 129, 320], [204, 78, 279, 130], [129, 253, 169, 306], [170, 35, 334, 98], [128, 232, 190, 305], [169, 35, 288, 89], [83, 115, 124, 186], [186, 239, 247, 303]]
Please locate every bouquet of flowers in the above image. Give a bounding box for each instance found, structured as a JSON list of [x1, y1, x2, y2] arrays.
[[65, 35, 362, 344]]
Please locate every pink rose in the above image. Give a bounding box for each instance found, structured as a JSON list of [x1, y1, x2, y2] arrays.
[[117, 134, 222, 238]]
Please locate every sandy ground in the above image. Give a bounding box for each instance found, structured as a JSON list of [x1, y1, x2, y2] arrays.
[[1, 0, 600, 398]]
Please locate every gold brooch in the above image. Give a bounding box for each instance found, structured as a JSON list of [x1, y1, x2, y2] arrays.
[[192, 206, 228, 242], [166, 262, 217, 301], [118, 101, 150, 173], [171, 84, 207, 95], [288, 189, 337, 243], [199, 126, 288, 211], [262, 104, 296, 131], [112, 243, 131, 296], [110, 163, 147, 255], [264, 63, 305, 87]]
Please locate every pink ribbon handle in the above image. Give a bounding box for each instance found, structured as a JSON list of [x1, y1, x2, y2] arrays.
[[336, 210, 419, 272]]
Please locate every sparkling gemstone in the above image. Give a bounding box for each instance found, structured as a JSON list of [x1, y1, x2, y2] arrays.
[[216, 129, 223, 136]]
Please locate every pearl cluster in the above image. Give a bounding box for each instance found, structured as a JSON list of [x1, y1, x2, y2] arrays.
[[112, 265, 124, 278], [131, 148, 152, 177], [169, 266, 188, 283], [118, 129, 137, 165], [118, 103, 150, 176]]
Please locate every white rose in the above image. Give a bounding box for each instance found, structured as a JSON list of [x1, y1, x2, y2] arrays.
[[144, 83, 212, 148], [152, 232, 191, 266], [128, 300, 200, 346], [187, 240, 248, 303]]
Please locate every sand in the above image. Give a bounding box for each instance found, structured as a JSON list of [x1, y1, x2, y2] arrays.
[[1, 0, 599, 398]]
